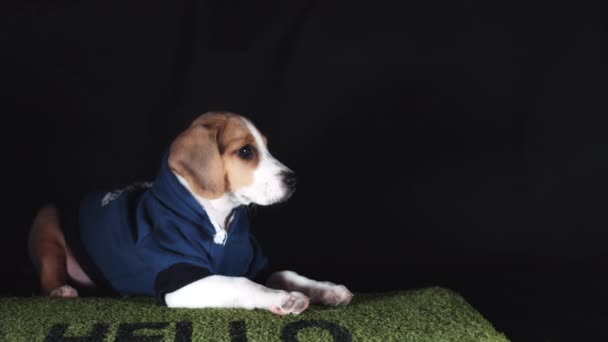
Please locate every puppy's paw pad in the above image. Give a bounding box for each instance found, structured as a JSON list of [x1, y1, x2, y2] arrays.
[[269, 305, 286, 315], [290, 292, 310, 313], [269, 291, 309, 315], [50, 285, 78, 298]]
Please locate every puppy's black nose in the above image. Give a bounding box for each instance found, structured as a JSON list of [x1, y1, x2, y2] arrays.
[[282, 171, 297, 190]]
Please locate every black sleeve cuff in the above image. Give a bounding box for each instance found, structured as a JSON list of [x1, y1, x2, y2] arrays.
[[154, 263, 210, 305]]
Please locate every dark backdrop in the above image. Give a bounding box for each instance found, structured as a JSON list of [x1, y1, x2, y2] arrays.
[[2, 0, 606, 340]]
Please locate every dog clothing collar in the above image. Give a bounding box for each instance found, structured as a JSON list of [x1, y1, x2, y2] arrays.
[[147, 151, 221, 239]]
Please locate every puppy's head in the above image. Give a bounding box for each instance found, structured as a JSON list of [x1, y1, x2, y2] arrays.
[[168, 112, 296, 206]]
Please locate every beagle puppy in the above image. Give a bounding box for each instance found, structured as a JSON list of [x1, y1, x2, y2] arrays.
[[28, 112, 352, 315]]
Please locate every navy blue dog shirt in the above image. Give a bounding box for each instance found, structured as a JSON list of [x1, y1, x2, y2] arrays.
[[60, 152, 268, 304]]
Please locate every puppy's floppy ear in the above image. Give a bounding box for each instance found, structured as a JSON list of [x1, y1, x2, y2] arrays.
[[169, 122, 226, 199]]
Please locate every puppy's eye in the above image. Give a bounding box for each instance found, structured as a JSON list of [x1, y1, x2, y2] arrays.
[[237, 145, 255, 160]]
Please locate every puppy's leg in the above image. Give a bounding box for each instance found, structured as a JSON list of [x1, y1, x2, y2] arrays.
[[266, 271, 353, 306], [28, 205, 78, 298], [164, 275, 309, 315]]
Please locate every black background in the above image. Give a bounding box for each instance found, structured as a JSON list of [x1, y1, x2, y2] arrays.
[[1, 0, 606, 340]]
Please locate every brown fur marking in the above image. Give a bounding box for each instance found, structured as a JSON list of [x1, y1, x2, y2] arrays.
[[169, 112, 263, 198]]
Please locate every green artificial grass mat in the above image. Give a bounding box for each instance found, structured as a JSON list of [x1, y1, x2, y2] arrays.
[[0, 287, 508, 341]]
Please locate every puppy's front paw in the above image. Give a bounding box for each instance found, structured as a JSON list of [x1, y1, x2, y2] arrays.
[[268, 291, 309, 315], [49, 285, 78, 298], [310, 283, 353, 306]]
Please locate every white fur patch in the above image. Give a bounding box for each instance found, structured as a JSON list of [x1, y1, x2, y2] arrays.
[[175, 174, 236, 245], [165, 275, 309, 315], [232, 118, 292, 205]]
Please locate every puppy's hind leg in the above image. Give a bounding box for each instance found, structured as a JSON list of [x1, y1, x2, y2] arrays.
[[29, 204, 78, 298]]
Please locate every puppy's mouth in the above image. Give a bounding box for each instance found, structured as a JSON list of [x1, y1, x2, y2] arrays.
[[281, 187, 296, 202], [266, 188, 296, 207], [239, 188, 295, 206]]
